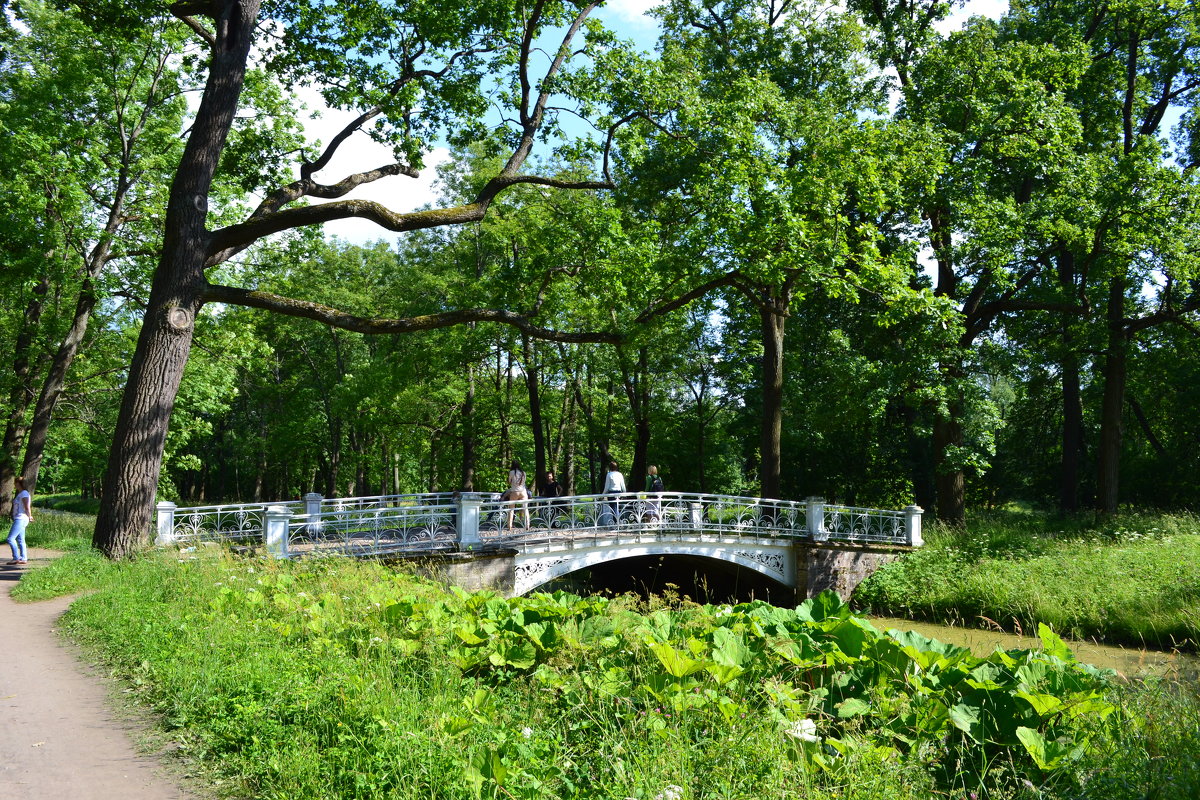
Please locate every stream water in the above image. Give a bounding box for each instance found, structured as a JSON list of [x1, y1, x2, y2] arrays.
[[868, 616, 1199, 682]]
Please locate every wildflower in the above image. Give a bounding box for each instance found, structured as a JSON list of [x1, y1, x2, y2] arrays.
[[655, 785, 683, 800], [784, 718, 820, 743], [521, 726, 534, 739]]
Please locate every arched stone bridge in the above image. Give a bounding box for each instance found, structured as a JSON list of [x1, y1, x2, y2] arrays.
[[155, 491, 923, 600]]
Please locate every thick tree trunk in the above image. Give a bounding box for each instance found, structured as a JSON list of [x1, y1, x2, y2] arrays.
[[93, 1, 260, 557], [759, 305, 786, 500], [932, 409, 965, 524], [1097, 278, 1127, 514], [933, 359, 966, 524], [0, 274, 49, 509]]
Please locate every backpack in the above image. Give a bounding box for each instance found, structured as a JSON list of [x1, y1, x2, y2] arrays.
[[650, 474, 664, 492]]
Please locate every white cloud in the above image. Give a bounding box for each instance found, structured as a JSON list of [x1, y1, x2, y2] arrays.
[[602, 0, 664, 27], [939, 0, 1009, 33], [288, 87, 449, 244]]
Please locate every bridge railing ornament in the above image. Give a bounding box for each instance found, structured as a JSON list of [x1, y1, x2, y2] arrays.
[[156, 491, 923, 557]]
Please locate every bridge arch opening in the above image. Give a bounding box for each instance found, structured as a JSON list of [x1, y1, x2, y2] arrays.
[[538, 554, 796, 606]]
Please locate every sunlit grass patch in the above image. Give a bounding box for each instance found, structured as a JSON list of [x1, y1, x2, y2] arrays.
[[856, 511, 1200, 649]]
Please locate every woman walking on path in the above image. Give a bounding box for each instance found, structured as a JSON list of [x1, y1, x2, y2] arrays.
[[7, 476, 31, 565]]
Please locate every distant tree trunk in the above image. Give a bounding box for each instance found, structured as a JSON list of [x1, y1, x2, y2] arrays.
[[93, 0, 260, 557], [1, 273, 50, 508], [460, 361, 476, 490], [617, 345, 651, 486], [1097, 277, 1127, 514], [759, 304, 786, 500], [1059, 345, 1084, 512], [563, 389, 578, 495], [521, 334, 547, 494], [1056, 250, 1083, 512]]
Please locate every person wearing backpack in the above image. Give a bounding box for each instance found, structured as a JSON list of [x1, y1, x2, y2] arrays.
[[644, 465, 663, 524]]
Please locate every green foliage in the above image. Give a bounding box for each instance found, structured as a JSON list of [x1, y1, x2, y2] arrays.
[[16, 552, 1175, 798], [856, 510, 1200, 649]]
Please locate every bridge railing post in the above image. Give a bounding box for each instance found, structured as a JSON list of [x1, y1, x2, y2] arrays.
[[806, 497, 826, 541], [304, 492, 323, 517], [455, 492, 484, 550], [303, 492, 324, 539], [265, 505, 291, 558], [904, 505, 924, 547], [155, 501, 177, 546]]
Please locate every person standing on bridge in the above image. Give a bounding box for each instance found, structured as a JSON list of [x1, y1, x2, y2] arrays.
[[602, 460, 625, 527], [504, 460, 530, 530], [7, 476, 32, 565], [539, 471, 566, 524], [644, 465, 663, 523]]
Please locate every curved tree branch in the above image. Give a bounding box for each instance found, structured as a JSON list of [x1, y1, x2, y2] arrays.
[[635, 271, 742, 324], [203, 283, 623, 344]]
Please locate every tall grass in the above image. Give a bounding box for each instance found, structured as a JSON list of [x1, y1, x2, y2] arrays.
[[17, 508, 95, 552], [856, 510, 1200, 649], [12, 550, 1200, 799]]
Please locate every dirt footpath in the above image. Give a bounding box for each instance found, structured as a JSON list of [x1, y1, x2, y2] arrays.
[[0, 549, 193, 800]]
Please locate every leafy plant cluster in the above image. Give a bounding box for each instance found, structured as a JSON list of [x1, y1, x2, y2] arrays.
[[23, 552, 1152, 799]]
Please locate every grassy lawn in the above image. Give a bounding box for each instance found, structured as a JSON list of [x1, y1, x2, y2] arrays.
[[20, 507, 96, 552], [10, 548, 1200, 799], [855, 510, 1200, 650]]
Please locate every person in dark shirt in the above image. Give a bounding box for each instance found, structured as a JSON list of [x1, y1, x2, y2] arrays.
[[539, 471, 566, 525]]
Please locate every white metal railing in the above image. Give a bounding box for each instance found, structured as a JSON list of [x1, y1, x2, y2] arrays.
[[822, 504, 910, 544], [474, 492, 810, 547], [164, 500, 302, 545], [155, 492, 922, 557], [286, 502, 457, 555]]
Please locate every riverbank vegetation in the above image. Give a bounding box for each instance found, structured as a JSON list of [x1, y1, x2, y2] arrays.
[[13, 551, 1200, 799], [856, 510, 1200, 650]]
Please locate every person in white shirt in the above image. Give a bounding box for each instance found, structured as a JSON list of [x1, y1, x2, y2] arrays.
[[8, 476, 32, 566], [602, 460, 626, 526]]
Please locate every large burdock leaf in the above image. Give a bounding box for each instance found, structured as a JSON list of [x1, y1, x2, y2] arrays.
[[649, 641, 709, 677], [712, 627, 753, 667], [1016, 726, 1083, 771], [1037, 623, 1076, 662], [489, 638, 537, 669], [949, 703, 984, 742]]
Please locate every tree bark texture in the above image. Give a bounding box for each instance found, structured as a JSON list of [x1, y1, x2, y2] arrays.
[[93, 0, 261, 557], [21, 281, 99, 495], [933, 374, 966, 524], [759, 305, 786, 500]]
